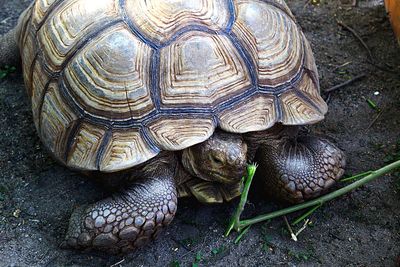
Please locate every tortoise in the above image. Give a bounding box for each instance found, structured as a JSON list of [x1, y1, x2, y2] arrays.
[[0, 0, 345, 253]]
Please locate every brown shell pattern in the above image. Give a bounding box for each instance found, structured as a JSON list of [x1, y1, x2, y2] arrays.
[[20, 0, 328, 172]]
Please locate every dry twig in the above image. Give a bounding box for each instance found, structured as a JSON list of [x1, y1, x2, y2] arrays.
[[337, 20, 373, 61], [295, 219, 310, 237], [367, 110, 383, 130], [337, 20, 398, 74], [332, 61, 352, 71], [110, 259, 125, 267], [325, 73, 366, 93], [283, 216, 297, 241]]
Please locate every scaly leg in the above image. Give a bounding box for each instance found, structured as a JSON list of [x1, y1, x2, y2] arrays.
[[0, 4, 30, 67], [63, 155, 178, 253], [254, 129, 346, 203], [0, 28, 20, 67]]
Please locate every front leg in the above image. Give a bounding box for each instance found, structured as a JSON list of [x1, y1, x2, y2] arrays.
[[254, 131, 346, 203], [63, 155, 178, 254]]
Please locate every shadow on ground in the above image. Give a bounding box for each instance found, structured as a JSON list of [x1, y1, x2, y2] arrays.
[[0, 0, 399, 266]]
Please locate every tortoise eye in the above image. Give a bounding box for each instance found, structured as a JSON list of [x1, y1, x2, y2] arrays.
[[211, 154, 224, 165]]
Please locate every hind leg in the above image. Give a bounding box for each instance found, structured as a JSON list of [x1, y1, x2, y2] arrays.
[[0, 5, 32, 66], [0, 28, 20, 67], [255, 129, 346, 203]]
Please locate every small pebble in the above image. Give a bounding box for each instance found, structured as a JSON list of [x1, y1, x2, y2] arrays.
[[13, 209, 21, 218]]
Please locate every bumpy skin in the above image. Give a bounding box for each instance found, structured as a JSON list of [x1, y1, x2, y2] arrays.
[[249, 126, 346, 203], [63, 154, 178, 253], [0, 5, 30, 67], [0, 29, 20, 67]]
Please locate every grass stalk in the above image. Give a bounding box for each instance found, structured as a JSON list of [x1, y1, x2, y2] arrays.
[[340, 171, 373, 182], [291, 204, 321, 226], [225, 164, 257, 237], [226, 159, 400, 234]]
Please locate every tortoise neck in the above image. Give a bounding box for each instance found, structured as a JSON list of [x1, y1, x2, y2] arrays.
[[244, 124, 300, 161], [181, 148, 210, 181]]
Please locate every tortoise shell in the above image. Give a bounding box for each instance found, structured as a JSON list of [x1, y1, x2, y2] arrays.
[[19, 0, 327, 172]]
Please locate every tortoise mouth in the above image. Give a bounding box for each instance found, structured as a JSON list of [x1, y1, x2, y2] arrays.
[[210, 171, 243, 184]]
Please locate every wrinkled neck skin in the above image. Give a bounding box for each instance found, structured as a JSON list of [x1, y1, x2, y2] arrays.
[[181, 148, 202, 180], [244, 123, 299, 142], [244, 124, 300, 162]]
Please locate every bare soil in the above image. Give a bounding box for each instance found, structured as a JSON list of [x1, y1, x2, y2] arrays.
[[0, 0, 399, 266]]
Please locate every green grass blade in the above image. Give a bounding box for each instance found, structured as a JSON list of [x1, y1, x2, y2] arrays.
[[291, 204, 321, 226], [341, 171, 373, 182], [234, 225, 251, 244]]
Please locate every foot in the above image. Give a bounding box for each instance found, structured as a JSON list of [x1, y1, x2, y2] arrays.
[[255, 135, 345, 203], [62, 159, 177, 254]]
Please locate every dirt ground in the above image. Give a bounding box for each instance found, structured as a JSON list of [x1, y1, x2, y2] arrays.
[[0, 0, 399, 266]]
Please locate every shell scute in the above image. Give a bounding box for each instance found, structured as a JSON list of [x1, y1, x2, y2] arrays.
[[31, 0, 59, 29], [124, 0, 230, 45], [21, 30, 37, 96], [66, 122, 108, 170], [37, 0, 120, 72], [218, 94, 276, 133], [100, 129, 159, 172], [62, 23, 154, 121], [232, 0, 303, 88], [148, 116, 215, 151], [40, 82, 78, 161], [296, 72, 327, 115], [279, 90, 324, 125], [159, 31, 251, 108], [31, 59, 52, 130]]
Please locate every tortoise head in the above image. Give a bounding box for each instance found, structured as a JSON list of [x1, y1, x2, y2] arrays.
[[182, 131, 247, 184]]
